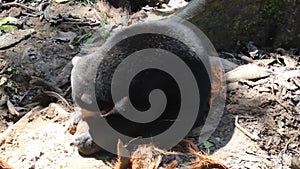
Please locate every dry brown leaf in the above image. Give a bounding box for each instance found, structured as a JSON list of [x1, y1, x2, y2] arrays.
[[130, 145, 163, 169], [0, 158, 14, 169], [7, 100, 19, 116], [161, 160, 178, 169], [188, 149, 230, 169], [177, 139, 200, 152], [115, 139, 131, 169]]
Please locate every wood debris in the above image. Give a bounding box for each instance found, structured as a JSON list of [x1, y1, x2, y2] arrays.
[[226, 49, 300, 159], [0, 158, 14, 169]]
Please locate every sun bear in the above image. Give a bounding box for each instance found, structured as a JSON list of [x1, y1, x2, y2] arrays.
[[70, 19, 212, 155]]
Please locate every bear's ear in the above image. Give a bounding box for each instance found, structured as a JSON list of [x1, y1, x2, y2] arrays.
[[72, 56, 81, 66]]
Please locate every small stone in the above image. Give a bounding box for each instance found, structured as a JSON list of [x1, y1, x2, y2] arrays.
[[8, 7, 22, 17], [0, 94, 8, 106]]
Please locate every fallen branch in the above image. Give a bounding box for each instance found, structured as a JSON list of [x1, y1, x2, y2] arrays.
[[235, 116, 260, 141], [1, 2, 36, 11]]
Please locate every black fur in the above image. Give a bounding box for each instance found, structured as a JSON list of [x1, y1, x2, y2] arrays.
[[71, 20, 212, 154]]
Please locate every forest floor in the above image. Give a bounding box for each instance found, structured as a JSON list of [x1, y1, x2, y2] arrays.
[[0, 0, 299, 168]]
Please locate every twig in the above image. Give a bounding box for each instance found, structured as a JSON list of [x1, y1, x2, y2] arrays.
[[30, 76, 63, 93], [63, 86, 71, 97], [282, 134, 298, 154], [61, 21, 101, 26], [0, 65, 9, 74], [235, 116, 259, 141], [246, 150, 271, 160], [22, 12, 38, 17], [19, 89, 30, 104], [44, 91, 72, 111], [1, 2, 36, 11], [237, 54, 254, 63], [222, 52, 235, 58], [269, 93, 292, 112]]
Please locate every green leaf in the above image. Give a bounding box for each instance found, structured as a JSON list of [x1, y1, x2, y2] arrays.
[[6, 81, 14, 90], [100, 21, 106, 27], [0, 17, 18, 26], [101, 30, 110, 39], [7, 67, 13, 72], [14, 69, 20, 75], [215, 137, 221, 142], [0, 25, 17, 32], [76, 31, 92, 42], [85, 37, 97, 44], [203, 141, 214, 149]]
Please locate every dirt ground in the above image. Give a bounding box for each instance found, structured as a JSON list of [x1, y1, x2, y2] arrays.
[[0, 0, 299, 168]]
